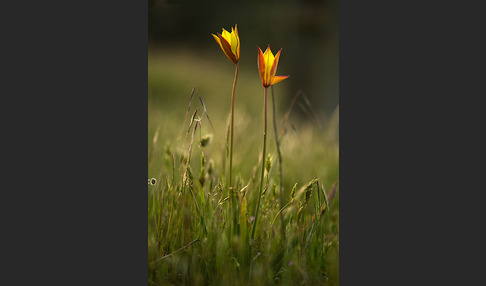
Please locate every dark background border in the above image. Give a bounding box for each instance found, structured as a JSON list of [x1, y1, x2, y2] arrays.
[[2, 0, 147, 284], [2, 0, 484, 284], [340, 0, 485, 284]]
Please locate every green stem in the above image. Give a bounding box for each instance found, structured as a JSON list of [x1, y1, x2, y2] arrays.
[[271, 86, 286, 241], [271, 199, 293, 225], [251, 87, 267, 240]]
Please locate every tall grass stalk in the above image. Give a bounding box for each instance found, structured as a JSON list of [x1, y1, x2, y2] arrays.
[[251, 87, 267, 240], [178, 87, 196, 140], [271, 85, 286, 241]]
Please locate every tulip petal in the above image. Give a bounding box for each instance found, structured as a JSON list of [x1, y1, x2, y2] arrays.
[[230, 30, 238, 56], [271, 75, 289, 86], [263, 46, 275, 85], [222, 29, 232, 42], [270, 49, 282, 82], [217, 33, 237, 63], [257, 46, 266, 86], [212, 34, 223, 50], [234, 25, 240, 58]]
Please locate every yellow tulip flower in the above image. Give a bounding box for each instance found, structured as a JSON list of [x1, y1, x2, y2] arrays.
[[212, 25, 240, 64], [211, 25, 241, 221], [257, 45, 289, 88]]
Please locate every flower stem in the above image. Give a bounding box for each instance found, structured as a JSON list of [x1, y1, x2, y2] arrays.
[[229, 63, 238, 191], [230, 63, 239, 235], [251, 87, 267, 240]]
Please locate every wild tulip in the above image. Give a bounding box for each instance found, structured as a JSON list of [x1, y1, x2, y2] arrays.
[[212, 25, 240, 64], [257, 45, 289, 88], [252, 45, 289, 240], [212, 25, 240, 235]]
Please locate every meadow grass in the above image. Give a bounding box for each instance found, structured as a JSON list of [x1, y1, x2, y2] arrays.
[[148, 48, 339, 285]]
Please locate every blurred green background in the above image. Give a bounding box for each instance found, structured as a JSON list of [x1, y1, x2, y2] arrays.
[[148, 0, 339, 117], [148, 0, 339, 190]]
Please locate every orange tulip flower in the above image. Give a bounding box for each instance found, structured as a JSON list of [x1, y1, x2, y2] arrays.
[[212, 25, 240, 64], [257, 45, 289, 88], [252, 45, 289, 241]]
